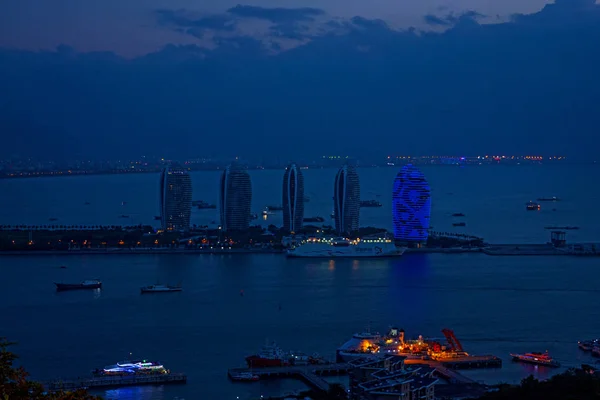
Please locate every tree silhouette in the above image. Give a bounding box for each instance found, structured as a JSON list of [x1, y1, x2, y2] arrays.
[[0, 338, 102, 399]]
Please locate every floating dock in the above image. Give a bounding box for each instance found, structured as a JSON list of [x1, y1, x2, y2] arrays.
[[228, 363, 350, 392], [45, 373, 187, 391]]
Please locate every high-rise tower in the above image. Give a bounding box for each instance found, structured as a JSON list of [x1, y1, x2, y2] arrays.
[[392, 164, 431, 243], [282, 163, 305, 233], [159, 166, 192, 231], [333, 163, 360, 235], [219, 162, 252, 231]]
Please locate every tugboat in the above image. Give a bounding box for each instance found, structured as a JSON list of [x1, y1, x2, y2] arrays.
[[55, 279, 102, 291], [140, 284, 182, 293], [510, 351, 560, 367], [246, 341, 291, 368], [526, 201, 541, 211]]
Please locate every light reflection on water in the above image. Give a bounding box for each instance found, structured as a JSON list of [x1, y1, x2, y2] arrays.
[[97, 385, 167, 400]]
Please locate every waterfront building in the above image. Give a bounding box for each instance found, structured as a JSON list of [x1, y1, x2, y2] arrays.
[[348, 355, 437, 400], [159, 166, 192, 231], [334, 163, 360, 235], [392, 164, 431, 243], [219, 162, 252, 231], [282, 163, 305, 233]]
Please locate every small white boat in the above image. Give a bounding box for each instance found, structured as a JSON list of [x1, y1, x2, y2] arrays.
[[140, 284, 182, 294]]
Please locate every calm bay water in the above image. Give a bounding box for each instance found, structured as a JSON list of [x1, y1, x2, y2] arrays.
[[1, 165, 600, 399]]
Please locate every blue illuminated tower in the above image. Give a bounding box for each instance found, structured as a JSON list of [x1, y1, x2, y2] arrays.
[[392, 165, 431, 243]]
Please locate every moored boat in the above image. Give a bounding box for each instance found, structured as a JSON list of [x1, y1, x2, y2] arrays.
[[246, 341, 290, 368], [93, 359, 168, 376], [578, 339, 598, 352], [510, 351, 560, 367], [54, 280, 101, 291], [140, 284, 182, 293], [229, 372, 259, 382]]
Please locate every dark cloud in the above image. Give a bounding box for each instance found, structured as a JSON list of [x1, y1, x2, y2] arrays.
[[155, 9, 236, 31], [424, 10, 483, 26], [226, 5, 324, 23], [350, 16, 389, 30], [423, 14, 451, 26]]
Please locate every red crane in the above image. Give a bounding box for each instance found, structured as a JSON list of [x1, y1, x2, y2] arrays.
[[441, 328, 464, 352]]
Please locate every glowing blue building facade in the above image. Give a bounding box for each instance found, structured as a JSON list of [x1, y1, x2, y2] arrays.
[[392, 165, 431, 243]]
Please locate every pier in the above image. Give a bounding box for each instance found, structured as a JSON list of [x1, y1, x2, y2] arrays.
[[44, 373, 187, 391], [228, 363, 351, 392]]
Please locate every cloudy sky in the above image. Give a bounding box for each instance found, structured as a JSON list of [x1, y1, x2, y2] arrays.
[[1, 0, 599, 160], [0, 0, 557, 56]]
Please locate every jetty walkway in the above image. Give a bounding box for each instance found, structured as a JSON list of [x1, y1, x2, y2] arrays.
[[228, 363, 351, 392], [45, 373, 187, 391]]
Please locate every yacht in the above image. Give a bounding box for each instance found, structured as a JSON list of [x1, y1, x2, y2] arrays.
[[287, 237, 405, 258], [140, 284, 182, 293]]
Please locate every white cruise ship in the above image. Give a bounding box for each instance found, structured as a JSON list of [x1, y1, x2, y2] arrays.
[[287, 237, 406, 258]]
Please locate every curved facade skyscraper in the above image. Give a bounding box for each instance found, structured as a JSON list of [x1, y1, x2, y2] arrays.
[[219, 162, 252, 231], [392, 164, 431, 243], [159, 166, 192, 231], [333, 163, 360, 235], [282, 163, 305, 233]]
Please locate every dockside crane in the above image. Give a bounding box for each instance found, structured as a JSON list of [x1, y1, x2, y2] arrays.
[[442, 328, 465, 353]]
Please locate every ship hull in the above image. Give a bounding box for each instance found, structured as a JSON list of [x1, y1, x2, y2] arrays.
[[288, 248, 405, 258], [511, 355, 560, 368], [245, 356, 287, 368], [140, 288, 182, 293], [55, 283, 101, 291]]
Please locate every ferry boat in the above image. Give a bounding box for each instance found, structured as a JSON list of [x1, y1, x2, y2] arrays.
[[287, 237, 405, 258], [140, 284, 182, 293], [54, 279, 101, 291], [246, 341, 291, 368], [526, 201, 541, 211], [94, 359, 167, 376], [510, 351, 560, 367]]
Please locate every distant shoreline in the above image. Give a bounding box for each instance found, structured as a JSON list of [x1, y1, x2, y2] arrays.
[[0, 245, 582, 257], [0, 162, 590, 181]]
